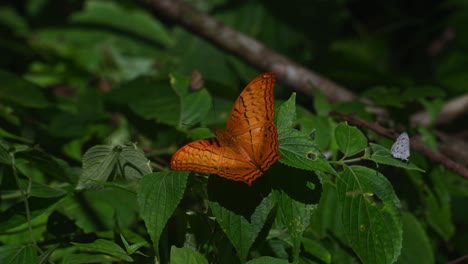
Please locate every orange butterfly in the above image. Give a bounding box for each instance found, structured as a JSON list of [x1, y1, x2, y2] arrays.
[[170, 72, 281, 186]]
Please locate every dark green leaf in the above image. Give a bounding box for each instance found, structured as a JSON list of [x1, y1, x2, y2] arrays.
[[0, 143, 11, 165], [72, 0, 173, 47], [18, 179, 67, 198], [395, 213, 434, 264], [137, 171, 189, 256], [209, 187, 275, 263], [62, 253, 111, 264], [246, 256, 289, 264], [0, 70, 48, 108], [71, 239, 133, 262], [170, 246, 208, 264], [77, 144, 151, 189], [0, 245, 37, 264]]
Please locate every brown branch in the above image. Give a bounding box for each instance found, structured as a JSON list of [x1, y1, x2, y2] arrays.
[[332, 111, 468, 180], [144, 0, 468, 180], [143, 0, 356, 102], [410, 94, 468, 127]]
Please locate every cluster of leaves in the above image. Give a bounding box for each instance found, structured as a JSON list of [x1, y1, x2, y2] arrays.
[[1, 0, 467, 263]]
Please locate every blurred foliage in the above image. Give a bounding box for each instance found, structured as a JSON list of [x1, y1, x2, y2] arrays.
[[0, 0, 467, 263]]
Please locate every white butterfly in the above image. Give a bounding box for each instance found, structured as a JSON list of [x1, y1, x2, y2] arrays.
[[391, 132, 410, 162]]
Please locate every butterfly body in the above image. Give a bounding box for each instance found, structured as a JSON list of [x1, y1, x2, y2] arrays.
[[170, 73, 281, 186], [391, 132, 410, 162]]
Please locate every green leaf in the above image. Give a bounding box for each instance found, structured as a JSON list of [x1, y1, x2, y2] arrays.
[[17, 179, 67, 198], [436, 52, 468, 92], [313, 86, 331, 116], [170, 29, 235, 84], [0, 70, 49, 108], [208, 182, 275, 263], [276, 93, 297, 128], [363, 86, 407, 107], [421, 169, 455, 241], [395, 212, 434, 264], [368, 143, 425, 172], [0, 143, 11, 165], [170, 246, 208, 264], [77, 145, 118, 189], [276, 190, 312, 261], [335, 123, 367, 157], [71, 0, 173, 47], [418, 127, 438, 151], [246, 256, 289, 264], [336, 166, 402, 264], [185, 127, 215, 140], [310, 181, 344, 238], [62, 253, 111, 264], [71, 239, 133, 262], [169, 73, 212, 129], [16, 147, 71, 181], [137, 171, 189, 257], [118, 143, 152, 180], [0, 128, 31, 143], [120, 234, 148, 256], [110, 77, 180, 124], [180, 89, 212, 130], [307, 115, 333, 150], [301, 237, 332, 264], [278, 127, 336, 175], [0, 7, 29, 36], [77, 144, 151, 189], [0, 245, 37, 264], [419, 98, 444, 125]]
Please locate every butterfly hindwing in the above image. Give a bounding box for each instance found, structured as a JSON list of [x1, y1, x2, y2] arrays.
[[170, 137, 263, 184]]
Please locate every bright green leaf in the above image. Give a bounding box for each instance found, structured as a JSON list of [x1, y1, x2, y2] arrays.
[[301, 237, 332, 264], [336, 166, 402, 264], [313, 87, 331, 116], [335, 123, 367, 157], [278, 128, 336, 175], [368, 143, 425, 172], [276, 93, 297, 128], [276, 190, 312, 261]]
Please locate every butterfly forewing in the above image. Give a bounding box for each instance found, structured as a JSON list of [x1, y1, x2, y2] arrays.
[[391, 132, 410, 162], [225, 73, 280, 167]]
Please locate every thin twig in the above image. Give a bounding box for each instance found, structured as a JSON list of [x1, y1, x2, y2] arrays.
[[332, 111, 468, 179], [410, 93, 468, 127]]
